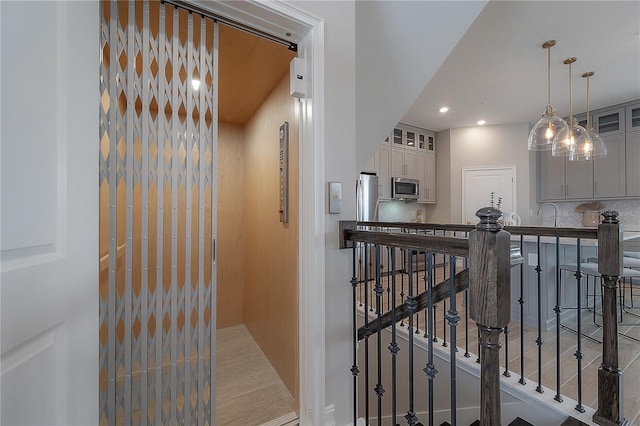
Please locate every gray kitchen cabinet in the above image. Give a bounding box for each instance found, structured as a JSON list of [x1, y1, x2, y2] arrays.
[[378, 144, 392, 199], [626, 103, 640, 132], [418, 131, 435, 153], [391, 146, 417, 179], [417, 152, 436, 203], [367, 123, 436, 201], [538, 151, 566, 200], [565, 157, 593, 199], [626, 132, 640, 196], [392, 126, 418, 149], [538, 150, 593, 200], [594, 133, 626, 198], [593, 107, 625, 135]]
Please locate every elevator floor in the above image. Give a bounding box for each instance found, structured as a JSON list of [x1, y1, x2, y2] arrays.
[[216, 324, 296, 425]]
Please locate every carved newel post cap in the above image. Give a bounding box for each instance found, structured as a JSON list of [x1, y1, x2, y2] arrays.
[[601, 210, 619, 224], [475, 207, 503, 231]]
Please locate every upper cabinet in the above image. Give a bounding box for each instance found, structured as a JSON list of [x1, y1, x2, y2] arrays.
[[418, 131, 435, 153], [626, 131, 640, 196], [593, 107, 625, 135], [363, 123, 436, 203], [626, 104, 640, 132], [537, 100, 639, 202]]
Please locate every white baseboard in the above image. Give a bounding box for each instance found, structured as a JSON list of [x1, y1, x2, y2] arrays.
[[259, 411, 298, 426], [324, 404, 336, 426]]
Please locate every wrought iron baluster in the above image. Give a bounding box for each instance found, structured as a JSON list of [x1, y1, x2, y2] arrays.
[[464, 244, 470, 358], [374, 245, 385, 423], [424, 252, 437, 426], [405, 257, 419, 426], [535, 236, 544, 394], [350, 244, 359, 426], [554, 237, 563, 403], [447, 256, 460, 425], [389, 248, 399, 426], [363, 243, 370, 424], [503, 325, 511, 377], [574, 239, 585, 413], [400, 249, 406, 327], [519, 234, 526, 385]]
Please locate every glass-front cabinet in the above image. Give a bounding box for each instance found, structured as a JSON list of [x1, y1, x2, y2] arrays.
[[626, 104, 640, 132], [593, 107, 625, 135]]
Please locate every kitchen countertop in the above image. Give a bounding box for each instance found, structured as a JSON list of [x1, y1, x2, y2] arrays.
[[511, 231, 640, 246]]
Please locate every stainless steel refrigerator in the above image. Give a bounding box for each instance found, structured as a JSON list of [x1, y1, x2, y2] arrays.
[[356, 173, 379, 282], [356, 172, 379, 222]]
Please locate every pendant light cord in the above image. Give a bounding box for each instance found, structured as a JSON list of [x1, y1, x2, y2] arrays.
[[582, 71, 595, 130], [547, 46, 551, 107], [564, 57, 577, 124]]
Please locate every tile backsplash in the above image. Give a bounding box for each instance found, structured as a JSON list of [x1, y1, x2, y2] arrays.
[[540, 199, 640, 231], [378, 201, 428, 223]]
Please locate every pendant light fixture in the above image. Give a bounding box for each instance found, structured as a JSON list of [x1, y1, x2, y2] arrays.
[[528, 40, 568, 151], [552, 57, 591, 157], [569, 72, 607, 161]]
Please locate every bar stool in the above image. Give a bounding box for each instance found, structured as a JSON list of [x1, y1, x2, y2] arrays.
[[621, 255, 640, 311], [558, 263, 603, 330]]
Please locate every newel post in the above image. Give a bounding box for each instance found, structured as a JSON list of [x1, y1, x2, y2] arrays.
[[469, 207, 511, 426], [593, 211, 628, 426]]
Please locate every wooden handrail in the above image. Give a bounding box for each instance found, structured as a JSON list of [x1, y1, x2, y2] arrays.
[[344, 212, 623, 426], [357, 269, 469, 341]]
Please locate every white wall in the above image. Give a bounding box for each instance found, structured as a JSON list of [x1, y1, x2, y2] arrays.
[[286, 2, 356, 425], [432, 123, 533, 225], [354, 1, 487, 171], [287, 2, 488, 423]]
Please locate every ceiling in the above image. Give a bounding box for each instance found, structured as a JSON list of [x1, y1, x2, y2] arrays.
[[402, 1, 640, 132], [217, 1, 640, 132], [218, 24, 295, 125]]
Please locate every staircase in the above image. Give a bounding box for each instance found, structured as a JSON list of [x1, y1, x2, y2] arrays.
[[342, 211, 629, 426]]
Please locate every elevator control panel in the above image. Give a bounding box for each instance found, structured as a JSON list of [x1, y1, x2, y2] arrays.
[[279, 122, 289, 223]]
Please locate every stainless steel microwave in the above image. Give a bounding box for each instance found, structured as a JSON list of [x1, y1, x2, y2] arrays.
[[391, 177, 419, 200]]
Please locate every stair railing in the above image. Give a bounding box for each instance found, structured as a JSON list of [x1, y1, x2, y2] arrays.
[[340, 209, 627, 426]]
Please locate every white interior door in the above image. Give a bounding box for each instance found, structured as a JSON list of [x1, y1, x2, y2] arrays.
[[462, 166, 516, 225], [1, 2, 99, 424]]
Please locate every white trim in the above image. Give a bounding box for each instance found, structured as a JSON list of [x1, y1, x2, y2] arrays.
[[193, 2, 326, 424], [293, 14, 326, 426]]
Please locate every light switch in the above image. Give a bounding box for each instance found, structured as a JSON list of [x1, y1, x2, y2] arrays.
[[329, 182, 342, 214]]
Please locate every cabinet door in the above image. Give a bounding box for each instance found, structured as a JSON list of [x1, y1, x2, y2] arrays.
[[594, 133, 626, 198], [425, 154, 436, 202], [594, 108, 625, 135], [626, 132, 640, 196], [626, 104, 640, 132], [404, 149, 417, 179], [417, 153, 436, 202], [378, 145, 392, 199], [405, 130, 416, 149], [538, 151, 565, 200], [565, 158, 593, 199], [392, 128, 404, 146], [417, 153, 427, 202], [391, 147, 405, 176]]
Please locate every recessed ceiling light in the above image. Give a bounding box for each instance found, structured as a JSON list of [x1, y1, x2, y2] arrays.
[[439, 107, 449, 113], [477, 120, 486, 125]]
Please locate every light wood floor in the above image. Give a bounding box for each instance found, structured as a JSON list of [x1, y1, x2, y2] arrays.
[[100, 324, 296, 425], [215, 324, 297, 426], [358, 269, 640, 425]]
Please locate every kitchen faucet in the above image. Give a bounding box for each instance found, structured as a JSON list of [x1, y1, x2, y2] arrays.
[[537, 202, 559, 227]]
